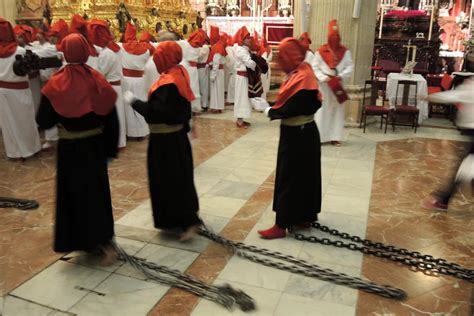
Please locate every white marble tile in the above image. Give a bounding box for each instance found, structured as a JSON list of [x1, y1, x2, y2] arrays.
[[274, 293, 355, 316], [337, 158, 375, 173], [297, 241, 363, 271], [284, 265, 361, 307], [11, 261, 111, 311], [192, 279, 282, 316], [239, 158, 277, 172], [311, 211, 368, 238], [218, 256, 292, 292], [223, 167, 273, 185], [115, 201, 155, 231], [115, 243, 199, 280], [199, 194, 247, 218], [194, 164, 235, 179], [207, 180, 259, 200], [148, 213, 229, 253], [194, 176, 221, 197], [322, 193, 370, 218], [63, 237, 147, 273], [325, 182, 371, 200], [198, 153, 247, 170], [69, 274, 169, 316], [2, 296, 70, 316]]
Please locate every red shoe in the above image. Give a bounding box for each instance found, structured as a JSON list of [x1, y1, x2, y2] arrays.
[[423, 196, 448, 211], [258, 225, 286, 239], [243, 121, 251, 126]]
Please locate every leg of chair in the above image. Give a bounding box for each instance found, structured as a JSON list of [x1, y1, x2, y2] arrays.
[[384, 114, 388, 134], [392, 112, 396, 132], [359, 110, 364, 129], [379, 114, 383, 129], [414, 114, 419, 133], [363, 112, 367, 133], [428, 103, 432, 118]]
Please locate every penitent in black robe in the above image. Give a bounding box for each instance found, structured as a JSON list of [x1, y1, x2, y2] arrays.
[[267, 90, 322, 228], [36, 95, 119, 252], [132, 84, 201, 230]]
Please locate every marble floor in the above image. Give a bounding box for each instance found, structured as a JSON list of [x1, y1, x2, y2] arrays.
[[0, 108, 472, 316]]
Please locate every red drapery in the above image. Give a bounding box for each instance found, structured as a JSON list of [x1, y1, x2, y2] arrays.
[[263, 23, 293, 44]]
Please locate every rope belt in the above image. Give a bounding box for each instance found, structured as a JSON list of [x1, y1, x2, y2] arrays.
[[58, 126, 103, 140], [197, 63, 207, 69], [0, 81, 29, 89], [237, 71, 247, 77], [149, 123, 184, 134], [188, 61, 198, 67], [281, 115, 314, 127]]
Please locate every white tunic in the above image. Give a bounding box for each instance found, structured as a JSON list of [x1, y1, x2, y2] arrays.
[[225, 46, 236, 103], [260, 49, 273, 100], [33, 42, 63, 142], [143, 57, 160, 96], [0, 46, 41, 158], [233, 44, 256, 119], [314, 50, 354, 143], [98, 46, 127, 148], [178, 40, 201, 112], [209, 53, 225, 110], [198, 45, 210, 109], [121, 48, 151, 137]]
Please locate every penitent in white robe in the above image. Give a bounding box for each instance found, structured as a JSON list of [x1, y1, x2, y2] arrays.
[[0, 46, 41, 158], [209, 53, 225, 111], [98, 46, 127, 148], [33, 42, 63, 142], [225, 46, 236, 104], [198, 45, 210, 109], [314, 50, 353, 143], [121, 47, 151, 138], [178, 40, 201, 112], [233, 44, 256, 119], [260, 49, 273, 100]]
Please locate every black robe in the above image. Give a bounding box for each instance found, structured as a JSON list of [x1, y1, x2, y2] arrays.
[[132, 84, 201, 230], [268, 90, 322, 228], [36, 96, 119, 252]]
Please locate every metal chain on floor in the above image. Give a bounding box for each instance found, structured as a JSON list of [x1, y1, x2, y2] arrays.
[[288, 222, 474, 283], [198, 226, 407, 300], [0, 197, 39, 210], [113, 243, 256, 312]]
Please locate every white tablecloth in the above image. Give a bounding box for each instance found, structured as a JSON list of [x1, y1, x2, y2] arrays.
[[386, 73, 428, 123]]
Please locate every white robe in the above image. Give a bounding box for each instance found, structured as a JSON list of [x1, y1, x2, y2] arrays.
[[260, 49, 273, 100], [98, 46, 127, 148], [314, 50, 354, 143], [121, 48, 151, 137], [209, 53, 225, 110], [178, 40, 201, 112], [33, 42, 63, 142], [198, 45, 210, 109], [225, 46, 236, 103], [143, 56, 160, 96], [233, 44, 256, 119], [0, 46, 41, 158]]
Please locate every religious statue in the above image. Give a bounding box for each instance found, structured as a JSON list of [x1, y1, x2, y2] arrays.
[[278, 0, 292, 17], [116, 2, 132, 33]]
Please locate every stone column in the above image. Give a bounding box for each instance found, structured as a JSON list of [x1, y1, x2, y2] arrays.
[[307, 0, 378, 124], [0, 0, 17, 24]]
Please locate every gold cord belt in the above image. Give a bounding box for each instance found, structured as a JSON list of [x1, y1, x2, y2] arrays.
[[149, 123, 184, 134], [281, 115, 314, 127], [58, 126, 103, 140]]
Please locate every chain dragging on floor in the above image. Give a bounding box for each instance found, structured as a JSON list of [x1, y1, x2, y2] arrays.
[[0, 196, 39, 210], [288, 222, 474, 283], [198, 226, 408, 300], [113, 243, 256, 312]]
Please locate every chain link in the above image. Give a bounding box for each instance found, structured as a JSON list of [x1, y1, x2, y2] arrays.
[[0, 196, 39, 210], [113, 243, 256, 312], [287, 222, 474, 283], [199, 226, 407, 300]]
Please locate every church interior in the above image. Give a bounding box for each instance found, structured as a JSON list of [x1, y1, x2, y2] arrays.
[[0, 0, 473, 315]]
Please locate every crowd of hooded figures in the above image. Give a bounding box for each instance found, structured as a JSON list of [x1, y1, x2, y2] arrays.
[[2, 15, 472, 267]]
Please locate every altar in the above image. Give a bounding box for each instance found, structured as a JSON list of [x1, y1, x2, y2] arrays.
[[206, 16, 293, 42]]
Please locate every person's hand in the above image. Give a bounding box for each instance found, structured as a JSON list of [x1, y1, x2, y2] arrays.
[[123, 91, 136, 104], [264, 106, 271, 117]]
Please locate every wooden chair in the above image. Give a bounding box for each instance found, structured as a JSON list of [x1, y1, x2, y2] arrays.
[[359, 80, 389, 133], [391, 80, 420, 133]]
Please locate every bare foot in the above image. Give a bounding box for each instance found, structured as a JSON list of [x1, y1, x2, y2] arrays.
[[179, 224, 201, 242], [99, 245, 118, 267]]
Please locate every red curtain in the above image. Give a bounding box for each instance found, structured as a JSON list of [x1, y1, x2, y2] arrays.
[[263, 23, 294, 44]]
